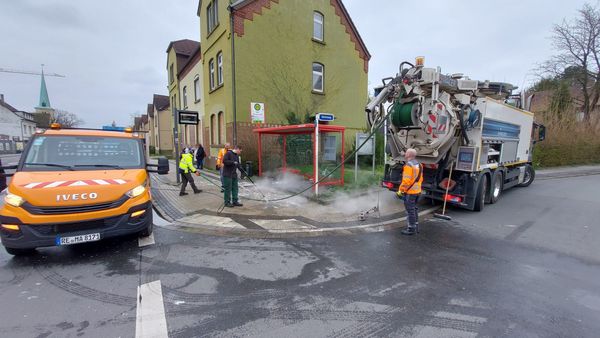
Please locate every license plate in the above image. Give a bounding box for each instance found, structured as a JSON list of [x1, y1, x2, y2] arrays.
[[56, 233, 101, 246]]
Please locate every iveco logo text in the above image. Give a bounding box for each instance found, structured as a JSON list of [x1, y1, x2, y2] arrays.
[[56, 193, 98, 202]]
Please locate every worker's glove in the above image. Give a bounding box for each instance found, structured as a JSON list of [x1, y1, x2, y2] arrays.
[[396, 191, 405, 200]]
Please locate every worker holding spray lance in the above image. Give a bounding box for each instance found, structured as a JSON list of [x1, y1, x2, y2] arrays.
[[396, 148, 423, 236]]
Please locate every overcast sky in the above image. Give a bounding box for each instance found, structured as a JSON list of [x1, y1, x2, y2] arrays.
[[0, 0, 591, 127]]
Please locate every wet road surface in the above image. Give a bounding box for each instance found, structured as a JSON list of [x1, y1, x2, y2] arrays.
[[0, 174, 599, 337]]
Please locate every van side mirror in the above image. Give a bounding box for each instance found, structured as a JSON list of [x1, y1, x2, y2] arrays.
[[538, 125, 546, 142], [146, 157, 169, 175], [157, 157, 169, 175]]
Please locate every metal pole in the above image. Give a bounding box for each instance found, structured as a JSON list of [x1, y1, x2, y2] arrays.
[[314, 117, 319, 196], [172, 106, 180, 183], [229, 6, 238, 145], [383, 103, 387, 166], [372, 134, 376, 175], [354, 132, 358, 183]]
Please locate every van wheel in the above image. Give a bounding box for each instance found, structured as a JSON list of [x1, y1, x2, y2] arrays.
[[139, 212, 154, 237], [518, 165, 535, 187], [5, 247, 36, 256], [473, 174, 487, 212], [490, 171, 503, 204]]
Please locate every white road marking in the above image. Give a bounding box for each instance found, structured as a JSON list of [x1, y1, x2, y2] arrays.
[[432, 311, 487, 324], [179, 214, 245, 229], [138, 233, 155, 247], [135, 280, 168, 338], [250, 218, 317, 230]]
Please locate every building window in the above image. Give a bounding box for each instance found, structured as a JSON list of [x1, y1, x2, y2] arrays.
[[218, 111, 224, 144], [194, 76, 200, 102], [169, 64, 174, 84], [209, 58, 215, 90], [312, 62, 324, 93], [210, 114, 216, 144], [207, 0, 219, 34], [217, 52, 223, 86], [313, 11, 324, 41], [182, 86, 188, 108]]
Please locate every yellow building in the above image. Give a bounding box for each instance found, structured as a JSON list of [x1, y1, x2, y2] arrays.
[[197, 0, 370, 164]]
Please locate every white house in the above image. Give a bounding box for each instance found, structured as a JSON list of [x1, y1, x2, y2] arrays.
[[0, 94, 37, 153]]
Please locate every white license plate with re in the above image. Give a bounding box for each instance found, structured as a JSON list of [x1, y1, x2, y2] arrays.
[[56, 233, 101, 246]]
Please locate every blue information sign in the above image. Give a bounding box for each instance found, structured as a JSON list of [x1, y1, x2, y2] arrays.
[[317, 113, 335, 122]]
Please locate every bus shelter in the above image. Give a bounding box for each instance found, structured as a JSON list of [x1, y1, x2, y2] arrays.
[[253, 124, 345, 187]]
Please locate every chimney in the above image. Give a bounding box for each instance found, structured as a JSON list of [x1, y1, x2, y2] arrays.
[[0, 94, 4, 102]]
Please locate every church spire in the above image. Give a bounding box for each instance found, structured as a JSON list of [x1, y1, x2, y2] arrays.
[[36, 65, 52, 110]]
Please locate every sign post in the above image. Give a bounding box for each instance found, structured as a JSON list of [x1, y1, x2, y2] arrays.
[[251, 102, 265, 123], [355, 132, 375, 182], [314, 113, 335, 196]]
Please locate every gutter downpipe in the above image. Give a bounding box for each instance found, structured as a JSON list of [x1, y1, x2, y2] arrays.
[[229, 4, 238, 145]]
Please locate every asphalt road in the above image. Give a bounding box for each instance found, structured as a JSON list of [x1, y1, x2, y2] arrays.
[[0, 172, 599, 337]]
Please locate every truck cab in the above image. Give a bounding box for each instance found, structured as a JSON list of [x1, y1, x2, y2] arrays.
[[0, 125, 169, 255]]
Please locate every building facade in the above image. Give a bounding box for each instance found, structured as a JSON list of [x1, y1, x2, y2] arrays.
[[177, 46, 205, 148], [166, 39, 201, 154], [0, 94, 37, 153], [149, 94, 173, 155], [197, 0, 370, 161]]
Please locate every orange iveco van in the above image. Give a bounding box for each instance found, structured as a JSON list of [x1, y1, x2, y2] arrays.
[[0, 125, 169, 256]]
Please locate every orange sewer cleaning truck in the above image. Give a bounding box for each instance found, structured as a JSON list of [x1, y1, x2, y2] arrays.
[[0, 124, 169, 256]]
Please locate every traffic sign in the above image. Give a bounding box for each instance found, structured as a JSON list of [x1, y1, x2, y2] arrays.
[[316, 113, 335, 122], [178, 110, 199, 125]]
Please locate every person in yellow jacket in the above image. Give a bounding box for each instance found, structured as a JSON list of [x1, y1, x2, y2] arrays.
[[396, 148, 423, 235], [216, 143, 230, 192], [179, 148, 202, 196]]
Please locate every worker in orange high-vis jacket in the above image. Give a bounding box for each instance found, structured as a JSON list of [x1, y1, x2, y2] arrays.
[[397, 148, 423, 236], [216, 143, 230, 192]]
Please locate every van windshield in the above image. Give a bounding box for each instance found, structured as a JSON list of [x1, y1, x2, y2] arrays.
[[22, 135, 144, 171]]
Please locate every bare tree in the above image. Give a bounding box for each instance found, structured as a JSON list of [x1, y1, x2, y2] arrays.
[[52, 110, 84, 128], [540, 3, 600, 121]]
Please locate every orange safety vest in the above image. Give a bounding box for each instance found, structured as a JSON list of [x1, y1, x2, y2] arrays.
[[216, 148, 227, 168], [399, 160, 423, 195]]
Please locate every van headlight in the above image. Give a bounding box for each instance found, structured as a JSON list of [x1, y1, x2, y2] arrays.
[[126, 185, 146, 198], [2, 190, 25, 207]]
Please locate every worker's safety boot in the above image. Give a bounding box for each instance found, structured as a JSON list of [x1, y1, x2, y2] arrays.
[[401, 226, 417, 236]]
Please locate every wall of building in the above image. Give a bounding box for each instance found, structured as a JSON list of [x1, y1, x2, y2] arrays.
[[199, 0, 233, 157], [157, 108, 174, 152], [178, 58, 205, 148], [0, 106, 29, 141], [233, 0, 368, 139]]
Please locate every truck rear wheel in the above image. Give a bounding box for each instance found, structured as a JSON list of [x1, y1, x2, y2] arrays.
[[473, 174, 488, 212], [490, 171, 503, 204], [5, 247, 36, 256], [518, 165, 535, 187]]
